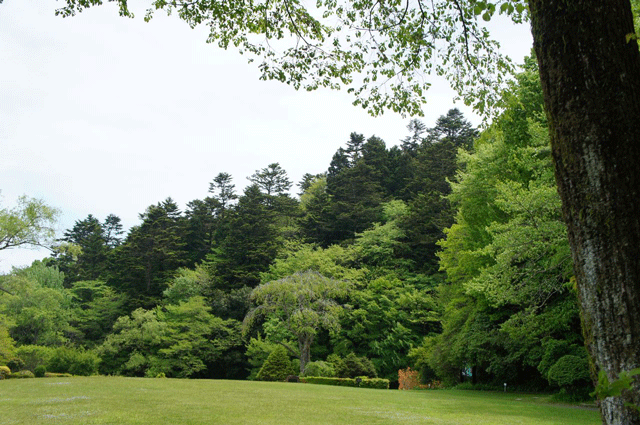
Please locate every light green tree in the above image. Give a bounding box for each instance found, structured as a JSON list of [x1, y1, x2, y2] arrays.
[[244, 271, 349, 374], [98, 297, 242, 378], [0, 263, 74, 346], [0, 195, 59, 253], [0, 195, 59, 294]]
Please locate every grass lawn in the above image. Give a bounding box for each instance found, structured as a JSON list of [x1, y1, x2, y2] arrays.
[[0, 376, 600, 424]]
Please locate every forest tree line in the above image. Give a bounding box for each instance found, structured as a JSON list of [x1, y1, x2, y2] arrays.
[[0, 58, 589, 398]]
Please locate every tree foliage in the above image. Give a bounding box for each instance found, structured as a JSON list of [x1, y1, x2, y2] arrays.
[[424, 58, 585, 390], [0, 195, 59, 254], [245, 271, 349, 374], [55, 0, 520, 116]]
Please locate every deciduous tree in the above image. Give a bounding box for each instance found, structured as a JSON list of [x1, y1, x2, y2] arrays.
[[244, 271, 349, 374], [0, 196, 59, 284]]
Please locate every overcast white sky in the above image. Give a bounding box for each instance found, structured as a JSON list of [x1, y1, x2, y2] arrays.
[[0, 1, 533, 273]]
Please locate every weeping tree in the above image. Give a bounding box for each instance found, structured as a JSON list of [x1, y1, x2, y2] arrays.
[[244, 271, 349, 375]]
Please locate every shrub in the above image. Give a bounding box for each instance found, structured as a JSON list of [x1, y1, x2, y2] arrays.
[[547, 355, 592, 401], [9, 370, 35, 379], [0, 365, 10, 379], [15, 345, 53, 372], [333, 353, 377, 378], [34, 365, 46, 378], [44, 372, 73, 378], [547, 355, 590, 388], [257, 346, 293, 381], [326, 354, 345, 374], [358, 378, 390, 389], [302, 376, 389, 389], [304, 361, 336, 377], [48, 346, 100, 376], [7, 357, 25, 372], [398, 367, 421, 390], [245, 336, 284, 380]]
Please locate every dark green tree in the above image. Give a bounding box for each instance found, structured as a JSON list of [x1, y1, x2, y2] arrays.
[[57, 215, 108, 283], [401, 119, 427, 156], [184, 197, 220, 264], [325, 135, 388, 244], [248, 163, 292, 196], [208, 172, 238, 249], [109, 198, 189, 310], [399, 109, 478, 273], [297, 173, 325, 197], [211, 184, 280, 290], [103, 214, 124, 249], [209, 172, 238, 210]]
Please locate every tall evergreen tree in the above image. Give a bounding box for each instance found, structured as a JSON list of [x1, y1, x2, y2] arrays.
[[324, 135, 389, 244], [211, 185, 280, 290], [401, 119, 427, 155], [248, 163, 292, 196], [103, 214, 124, 249], [184, 196, 220, 264], [52, 214, 122, 284], [400, 109, 478, 273], [110, 198, 189, 310], [209, 172, 238, 210]]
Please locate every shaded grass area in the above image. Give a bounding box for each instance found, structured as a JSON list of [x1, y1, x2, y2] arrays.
[[0, 376, 600, 424]]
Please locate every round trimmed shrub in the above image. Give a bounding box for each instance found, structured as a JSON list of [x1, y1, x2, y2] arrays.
[[257, 346, 293, 381], [34, 365, 46, 378], [547, 355, 590, 388], [0, 365, 11, 379]]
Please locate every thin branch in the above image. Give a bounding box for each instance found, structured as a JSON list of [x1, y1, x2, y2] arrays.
[[0, 285, 15, 296], [450, 0, 478, 71]]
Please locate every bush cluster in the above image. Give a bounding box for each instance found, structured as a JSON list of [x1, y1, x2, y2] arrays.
[[7, 358, 26, 372], [9, 370, 35, 379], [8, 345, 100, 377], [15, 345, 53, 372], [34, 365, 47, 377], [302, 376, 389, 389], [48, 346, 100, 376]]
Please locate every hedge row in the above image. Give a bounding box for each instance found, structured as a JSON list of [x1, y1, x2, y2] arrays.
[[302, 376, 389, 389]]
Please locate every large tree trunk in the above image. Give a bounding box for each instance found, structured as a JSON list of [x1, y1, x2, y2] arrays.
[[298, 335, 313, 375], [528, 0, 640, 423]]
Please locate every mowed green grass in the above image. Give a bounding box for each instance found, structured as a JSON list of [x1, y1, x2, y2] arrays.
[[0, 376, 600, 425]]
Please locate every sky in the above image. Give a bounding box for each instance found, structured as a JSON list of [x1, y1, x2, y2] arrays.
[[0, 1, 533, 273]]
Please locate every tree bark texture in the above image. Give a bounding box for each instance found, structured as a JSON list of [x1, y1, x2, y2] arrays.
[[528, 0, 640, 423], [298, 335, 312, 375]]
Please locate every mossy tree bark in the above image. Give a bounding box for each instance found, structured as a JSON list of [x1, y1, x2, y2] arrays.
[[528, 0, 640, 423]]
